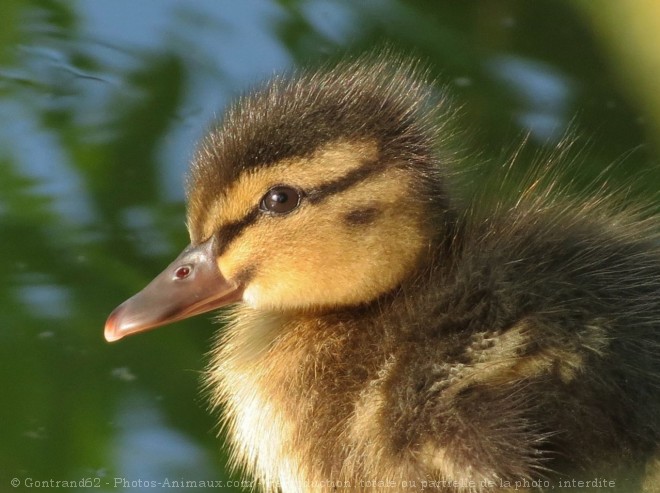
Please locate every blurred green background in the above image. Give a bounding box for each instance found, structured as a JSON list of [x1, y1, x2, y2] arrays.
[[1, 1, 659, 492]]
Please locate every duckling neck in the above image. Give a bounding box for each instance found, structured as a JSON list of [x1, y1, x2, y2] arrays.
[[207, 235, 456, 491], [205, 202, 465, 489], [208, 300, 394, 487]]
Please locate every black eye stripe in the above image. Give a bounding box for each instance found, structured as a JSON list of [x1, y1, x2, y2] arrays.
[[214, 159, 382, 255], [214, 206, 260, 256], [307, 158, 381, 204]]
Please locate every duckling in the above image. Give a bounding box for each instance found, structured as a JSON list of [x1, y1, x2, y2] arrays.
[[105, 55, 660, 492]]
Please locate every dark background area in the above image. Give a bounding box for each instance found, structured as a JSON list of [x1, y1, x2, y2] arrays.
[[1, 1, 659, 492]]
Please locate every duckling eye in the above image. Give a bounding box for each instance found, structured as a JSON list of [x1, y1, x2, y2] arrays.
[[260, 186, 302, 215]]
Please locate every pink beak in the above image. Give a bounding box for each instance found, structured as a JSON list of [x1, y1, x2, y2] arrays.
[[104, 238, 242, 342]]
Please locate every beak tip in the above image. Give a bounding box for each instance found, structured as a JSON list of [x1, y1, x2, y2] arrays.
[[104, 328, 122, 343], [104, 308, 125, 343]]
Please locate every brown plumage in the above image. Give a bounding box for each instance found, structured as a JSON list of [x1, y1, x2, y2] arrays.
[[105, 54, 660, 492]]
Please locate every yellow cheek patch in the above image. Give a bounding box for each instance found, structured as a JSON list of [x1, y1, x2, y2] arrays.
[[190, 139, 379, 241], [219, 168, 427, 310]]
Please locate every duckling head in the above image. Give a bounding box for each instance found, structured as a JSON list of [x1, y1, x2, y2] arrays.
[[105, 57, 453, 341]]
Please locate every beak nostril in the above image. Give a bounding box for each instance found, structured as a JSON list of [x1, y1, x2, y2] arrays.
[[175, 266, 191, 280]]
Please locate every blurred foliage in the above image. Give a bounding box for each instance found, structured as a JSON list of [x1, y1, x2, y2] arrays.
[[0, 1, 658, 492], [574, 0, 660, 150], [0, 2, 21, 67]]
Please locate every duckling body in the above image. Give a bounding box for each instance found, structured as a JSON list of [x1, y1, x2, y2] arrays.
[[212, 202, 660, 492], [105, 56, 660, 492]]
